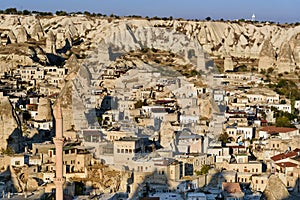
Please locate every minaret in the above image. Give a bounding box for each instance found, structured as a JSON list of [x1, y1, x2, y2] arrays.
[[53, 100, 65, 200]]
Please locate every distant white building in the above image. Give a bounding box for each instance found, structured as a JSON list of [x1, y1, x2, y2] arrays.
[[252, 14, 256, 21], [271, 104, 292, 113]]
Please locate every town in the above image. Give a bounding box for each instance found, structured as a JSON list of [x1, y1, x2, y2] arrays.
[[0, 10, 299, 200]]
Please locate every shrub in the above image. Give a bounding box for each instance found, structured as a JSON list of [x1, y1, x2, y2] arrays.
[[195, 165, 211, 176]]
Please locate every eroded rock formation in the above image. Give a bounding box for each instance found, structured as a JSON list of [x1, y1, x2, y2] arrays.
[[70, 163, 131, 194], [0, 96, 23, 152], [0, 15, 299, 76], [261, 174, 290, 200]]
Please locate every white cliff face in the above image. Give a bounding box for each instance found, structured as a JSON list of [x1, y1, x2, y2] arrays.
[[174, 21, 300, 72], [1, 15, 300, 73]]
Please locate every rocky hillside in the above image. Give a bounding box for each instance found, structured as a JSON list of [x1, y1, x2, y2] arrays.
[[0, 14, 300, 141], [0, 14, 300, 73]]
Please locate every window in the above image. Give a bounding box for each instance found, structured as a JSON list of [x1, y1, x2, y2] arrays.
[[15, 161, 20, 165]]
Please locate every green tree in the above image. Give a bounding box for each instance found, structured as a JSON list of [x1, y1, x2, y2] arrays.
[[5, 8, 17, 14], [195, 165, 211, 175], [218, 132, 229, 143], [275, 116, 293, 127], [84, 11, 91, 16], [134, 100, 144, 109], [280, 99, 286, 104], [56, 10, 68, 16], [22, 10, 31, 15], [1, 147, 15, 156], [267, 67, 274, 74], [260, 69, 266, 75], [205, 16, 211, 21]]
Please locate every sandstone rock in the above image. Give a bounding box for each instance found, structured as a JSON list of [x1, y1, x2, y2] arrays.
[[45, 30, 56, 54], [62, 18, 78, 37], [16, 26, 28, 43], [55, 82, 77, 133], [278, 42, 293, 63], [199, 98, 212, 120], [7, 30, 17, 44], [55, 77, 90, 133], [31, 21, 44, 41], [35, 98, 52, 122], [258, 38, 276, 70], [261, 174, 290, 200], [239, 34, 248, 46], [160, 121, 175, 150], [199, 27, 208, 44], [224, 55, 234, 71], [0, 97, 23, 152], [64, 53, 80, 73], [9, 165, 38, 193], [289, 33, 300, 65], [277, 42, 295, 73], [72, 164, 131, 194]]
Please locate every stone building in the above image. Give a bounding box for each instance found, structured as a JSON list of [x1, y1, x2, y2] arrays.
[[113, 136, 145, 167]]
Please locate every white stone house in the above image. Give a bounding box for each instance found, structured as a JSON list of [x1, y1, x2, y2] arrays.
[[10, 154, 29, 167], [259, 126, 299, 139], [180, 115, 199, 125], [271, 103, 292, 113], [18, 66, 45, 81], [173, 83, 198, 99], [113, 136, 145, 168]]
